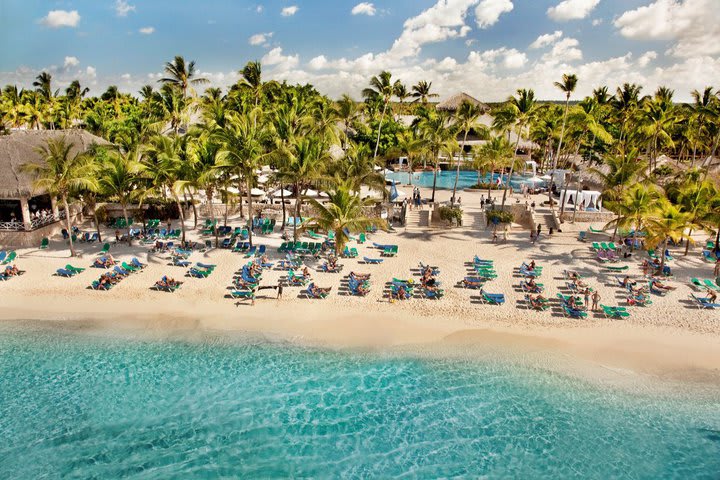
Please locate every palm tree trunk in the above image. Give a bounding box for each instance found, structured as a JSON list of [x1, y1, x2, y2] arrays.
[[430, 155, 438, 203], [549, 98, 570, 209], [451, 131, 469, 206], [246, 177, 254, 247], [660, 238, 669, 271], [374, 100, 389, 185], [685, 228, 692, 256], [188, 191, 198, 229], [293, 182, 300, 241], [92, 205, 102, 242], [122, 204, 132, 246], [280, 186, 287, 231], [172, 192, 186, 244], [502, 123, 524, 208], [237, 180, 244, 218], [62, 195, 76, 257]]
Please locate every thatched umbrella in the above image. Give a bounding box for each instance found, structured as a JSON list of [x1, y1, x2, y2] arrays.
[[436, 93, 490, 113]]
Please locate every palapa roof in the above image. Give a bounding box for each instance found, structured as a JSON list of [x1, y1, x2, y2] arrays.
[[436, 92, 490, 112], [0, 129, 110, 198]]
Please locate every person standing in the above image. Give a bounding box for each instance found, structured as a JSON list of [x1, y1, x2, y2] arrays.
[[591, 290, 600, 311], [536, 224, 542, 238], [584, 289, 591, 311]]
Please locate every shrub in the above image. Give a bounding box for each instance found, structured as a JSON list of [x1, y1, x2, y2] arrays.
[[467, 182, 502, 190], [438, 206, 463, 225], [486, 210, 514, 225]]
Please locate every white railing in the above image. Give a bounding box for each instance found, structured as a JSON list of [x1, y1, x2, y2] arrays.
[[0, 211, 65, 232]]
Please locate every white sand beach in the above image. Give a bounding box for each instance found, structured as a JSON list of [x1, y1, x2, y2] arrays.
[[2, 187, 719, 386]]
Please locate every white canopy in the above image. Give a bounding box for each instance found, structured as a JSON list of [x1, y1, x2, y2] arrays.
[[250, 188, 266, 197], [272, 189, 293, 198], [305, 189, 322, 197], [257, 174, 269, 184], [525, 176, 545, 184], [560, 189, 603, 211]]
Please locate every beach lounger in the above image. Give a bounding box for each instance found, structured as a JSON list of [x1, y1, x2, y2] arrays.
[[131, 258, 146, 269], [40, 237, 49, 249], [196, 262, 216, 270], [381, 246, 398, 257], [66, 264, 85, 274], [358, 233, 366, 244], [605, 265, 629, 272], [562, 305, 588, 318], [2, 251, 17, 265], [422, 288, 444, 299], [600, 305, 630, 319], [363, 257, 383, 264], [596, 250, 610, 263], [230, 289, 255, 300], [647, 249, 657, 259], [121, 262, 139, 273], [113, 265, 131, 277], [525, 295, 550, 311], [173, 257, 191, 267], [56, 268, 76, 277], [245, 246, 257, 257], [303, 283, 331, 299], [689, 294, 720, 309], [589, 226, 605, 233], [473, 256, 494, 265], [100, 243, 110, 254], [188, 267, 211, 278], [373, 242, 390, 250], [702, 250, 717, 262], [462, 277, 485, 289], [479, 290, 505, 305], [521, 280, 544, 293], [664, 249, 674, 261], [91, 280, 112, 291], [702, 279, 720, 291], [591, 242, 602, 251]]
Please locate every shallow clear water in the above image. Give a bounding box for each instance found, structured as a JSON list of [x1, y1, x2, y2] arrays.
[[0, 330, 719, 479], [387, 170, 541, 190]]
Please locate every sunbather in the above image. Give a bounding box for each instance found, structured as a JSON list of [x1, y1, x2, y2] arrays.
[[462, 277, 483, 288], [650, 278, 675, 291], [528, 260, 536, 271], [391, 285, 409, 301], [310, 283, 331, 296], [620, 276, 636, 289], [302, 266, 312, 278], [349, 271, 371, 281], [4, 265, 19, 276]]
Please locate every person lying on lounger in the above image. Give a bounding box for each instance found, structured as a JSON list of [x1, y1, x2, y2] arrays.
[[528, 294, 548, 308], [4, 265, 20, 276], [309, 284, 331, 296], [391, 285, 409, 301], [528, 260, 536, 271], [302, 266, 312, 278], [620, 276, 636, 288], [349, 271, 371, 281], [462, 278, 483, 288], [650, 278, 675, 291]]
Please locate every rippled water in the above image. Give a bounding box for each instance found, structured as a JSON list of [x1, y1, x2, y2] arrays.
[[387, 170, 540, 190], [0, 329, 718, 479]]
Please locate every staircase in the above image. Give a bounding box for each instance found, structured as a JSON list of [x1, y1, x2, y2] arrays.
[[461, 210, 486, 230], [405, 208, 430, 229]]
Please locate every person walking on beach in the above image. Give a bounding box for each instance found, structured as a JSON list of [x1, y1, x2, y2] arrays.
[[536, 224, 542, 239], [592, 290, 600, 311], [584, 289, 591, 310]]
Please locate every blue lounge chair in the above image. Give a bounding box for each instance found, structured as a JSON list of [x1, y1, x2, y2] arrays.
[[363, 257, 383, 264], [56, 268, 75, 277], [689, 294, 720, 309], [131, 258, 146, 269], [196, 262, 216, 270], [479, 290, 505, 305], [173, 257, 191, 267]]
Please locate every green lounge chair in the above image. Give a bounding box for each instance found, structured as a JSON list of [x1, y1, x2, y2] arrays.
[[601, 305, 630, 319], [358, 233, 366, 244], [2, 251, 16, 265], [702, 279, 720, 291], [605, 265, 629, 271], [40, 237, 49, 249], [230, 289, 255, 300], [648, 249, 657, 259], [307, 230, 322, 240], [589, 226, 605, 233], [66, 264, 85, 274], [608, 242, 619, 251], [591, 242, 601, 251], [122, 262, 139, 273], [600, 242, 609, 251], [100, 243, 110, 254]]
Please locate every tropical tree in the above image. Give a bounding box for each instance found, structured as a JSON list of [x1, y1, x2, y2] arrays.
[[675, 179, 717, 255], [605, 183, 660, 251], [215, 109, 270, 246], [22, 138, 98, 256], [494, 89, 538, 207], [386, 130, 426, 186], [451, 100, 484, 205], [550, 73, 578, 205], [160, 55, 209, 98], [411, 80, 439, 104], [475, 136, 513, 199], [417, 111, 456, 202], [304, 181, 385, 256], [645, 200, 691, 269], [99, 147, 144, 243], [333, 94, 362, 150], [362, 71, 403, 164]]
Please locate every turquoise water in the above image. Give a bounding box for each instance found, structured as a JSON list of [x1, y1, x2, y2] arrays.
[[1, 329, 719, 479], [387, 170, 543, 190]]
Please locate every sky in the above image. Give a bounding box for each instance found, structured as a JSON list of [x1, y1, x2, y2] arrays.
[[1, 0, 718, 102]]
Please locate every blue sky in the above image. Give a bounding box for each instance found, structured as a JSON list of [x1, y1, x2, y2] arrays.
[[1, 0, 718, 101]]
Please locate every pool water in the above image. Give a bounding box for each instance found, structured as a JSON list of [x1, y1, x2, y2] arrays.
[[0, 330, 718, 478], [387, 170, 542, 191]]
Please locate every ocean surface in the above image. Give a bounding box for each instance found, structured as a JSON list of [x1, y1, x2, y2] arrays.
[[386, 170, 543, 191], [0, 328, 719, 479]]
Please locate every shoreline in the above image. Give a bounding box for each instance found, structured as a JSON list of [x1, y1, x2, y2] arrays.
[[3, 297, 719, 393]]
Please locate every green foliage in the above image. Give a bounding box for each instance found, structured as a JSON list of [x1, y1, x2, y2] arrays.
[[486, 210, 514, 225], [438, 206, 463, 224]]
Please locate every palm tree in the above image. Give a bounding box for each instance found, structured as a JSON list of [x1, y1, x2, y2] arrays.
[[611, 83, 644, 143], [638, 88, 678, 173], [451, 100, 484, 205], [605, 183, 660, 251], [475, 136, 513, 199], [495, 89, 538, 207], [550, 73, 578, 207], [22, 137, 97, 256], [238, 61, 264, 108], [395, 83, 410, 105], [160, 55, 209, 98], [411, 80, 439, 104], [386, 131, 427, 186], [645, 200, 691, 270], [276, 136, 330, 241], [417, 111, 456, 203], [215, 110, 270, 247], [362, 71, 403, 165], [675, 179, 717, 255], [333, 94, 362, 150], [32, 72, 54, 100], [690, 87, 714, 164], [99, 147, 144, 244], [303, 181, 385, 256]]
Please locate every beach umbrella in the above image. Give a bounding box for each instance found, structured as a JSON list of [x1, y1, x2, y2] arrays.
[[272, 189, 292, 198], [250, 188, 265, 197], [257, 174, 269, 184], [305, 188, 322, 197], [526, 176, 545, 184]]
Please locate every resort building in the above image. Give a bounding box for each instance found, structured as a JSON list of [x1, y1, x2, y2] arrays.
[[0, 130, 107, 246]]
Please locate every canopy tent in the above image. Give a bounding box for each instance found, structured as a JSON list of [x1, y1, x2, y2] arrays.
[[250, 188, 266, 197], [271, 189, 293, 198], [525, 176, 545, 184], [522, 160, 538, 177], [304, 189, 330, 198], [559, 190, 603, 211]]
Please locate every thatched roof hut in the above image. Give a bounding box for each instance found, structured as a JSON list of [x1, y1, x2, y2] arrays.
[[0, 130, 109, 198], [436, 92, 490, 113]]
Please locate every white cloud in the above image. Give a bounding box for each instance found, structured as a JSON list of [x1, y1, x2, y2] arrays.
[[139, 27, 155, 35], [352, 2, 376, 16], [115, 0, 135, 17], [503, 49, 527, 69], [281, 6, 298, 16], [530, 30, 563, 49], [475, 0, 513, 29], [249, 32, 273, 46], [256, 5, 264, 13], [85, 66, 97, 78], [121, 73, 132, 80], [614, 0, 720, 58], [542, 37, 583, 63], [591, 18, 602, 26], [637, 50, 658, 67], [262, 47, 299, 70], [63, 56, 80, 68], [308, 55, 328, 70], [547, 0, 600, 21], [40, 10, 80, 28]]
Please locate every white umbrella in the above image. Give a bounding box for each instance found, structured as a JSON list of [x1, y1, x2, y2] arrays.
[[226, 186, 241, 195], [250, 188, 266, 196], [305, 189, 321, 197], [272, 189, 293, 198], [540, 174, 552, 180], [526, 176, 545, 184], [257, 174, 269, 184]]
